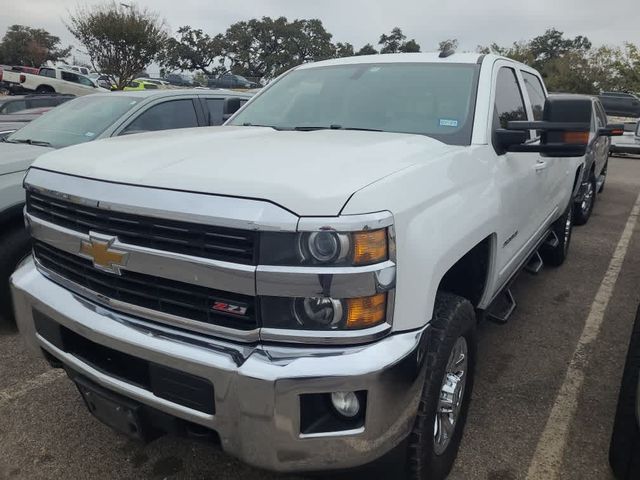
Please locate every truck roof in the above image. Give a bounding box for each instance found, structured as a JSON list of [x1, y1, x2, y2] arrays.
[[296, 52, 514, 70]]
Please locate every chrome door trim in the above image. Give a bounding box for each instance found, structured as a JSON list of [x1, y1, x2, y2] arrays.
[[25, 168, 300, 232]]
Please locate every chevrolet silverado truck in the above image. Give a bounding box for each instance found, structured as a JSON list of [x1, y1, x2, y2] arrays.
[[11, 53, 622, 478], [1, 66, 108, 96]]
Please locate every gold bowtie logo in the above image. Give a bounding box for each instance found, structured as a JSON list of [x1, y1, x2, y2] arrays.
[[80, 235, 128, 275]]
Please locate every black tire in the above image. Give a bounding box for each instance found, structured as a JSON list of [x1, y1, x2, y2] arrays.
[[35, 85, 55, 94], [573, 172, 596, 226], [609, 305, 640, 479], [540, 200, 573, 267], [599, 160, 608, 194], [0, 226, 31, 323], [406, 292, 477, 480]]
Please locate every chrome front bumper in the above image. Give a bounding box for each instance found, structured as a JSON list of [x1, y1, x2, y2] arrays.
[[11, 258, 427, 473]]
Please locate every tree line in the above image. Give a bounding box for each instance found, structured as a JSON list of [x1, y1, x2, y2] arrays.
[[0, 1, 638, 94]]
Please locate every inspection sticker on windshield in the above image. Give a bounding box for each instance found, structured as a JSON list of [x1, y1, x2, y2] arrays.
[[84, 132, 96, 137], [439, 119, 459, 127]]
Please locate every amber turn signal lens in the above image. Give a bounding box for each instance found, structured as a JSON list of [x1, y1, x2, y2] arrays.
[[563, 131, 589, 145], [352, 229, 388, 266], [346, 293, 387, 329]]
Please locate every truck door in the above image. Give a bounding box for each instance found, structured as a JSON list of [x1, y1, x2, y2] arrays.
[[491, 65, 547, 286]]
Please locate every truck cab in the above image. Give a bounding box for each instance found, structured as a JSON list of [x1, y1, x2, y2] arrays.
[[11, 53, 617, 478]]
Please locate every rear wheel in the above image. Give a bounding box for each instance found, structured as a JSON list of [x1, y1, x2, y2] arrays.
[[35, 85, 55, 94], [540, 200, 573, 267], [573, 172, 596, 226], [609, 305, 640, 479], [406, 292, 477, 480]]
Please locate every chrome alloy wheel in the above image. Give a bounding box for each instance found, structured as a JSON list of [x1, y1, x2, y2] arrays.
[[434, 336, 468, 455], [581, 181, 594, 216]]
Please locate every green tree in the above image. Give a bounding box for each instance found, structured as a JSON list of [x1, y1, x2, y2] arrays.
[[438, 39, 458, 55], [67, 2, 168, 89], [163, 26, 225, 76], [378, 27, 420, 54], [355, 44, 378, 56], [222, 16, 336, 79], [335, 42, 355, 57], [0, 25, 71, 66]]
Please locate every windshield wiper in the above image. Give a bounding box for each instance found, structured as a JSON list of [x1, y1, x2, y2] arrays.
[[7, 138, 52, 147], [241, 122, 284, 131], [293, 125, 383, 132]]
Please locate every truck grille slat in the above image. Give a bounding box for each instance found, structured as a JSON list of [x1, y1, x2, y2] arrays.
[[27, 192, 257, 264], [33, 241, 258, 331]]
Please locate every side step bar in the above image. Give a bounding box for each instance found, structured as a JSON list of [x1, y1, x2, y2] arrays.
[[524, 251, 543, 274], [486, 288, 516, 324]]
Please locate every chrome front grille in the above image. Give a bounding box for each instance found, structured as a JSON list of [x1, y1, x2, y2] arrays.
[[27, 191, 257, 265], [33, 241, 258, 331]]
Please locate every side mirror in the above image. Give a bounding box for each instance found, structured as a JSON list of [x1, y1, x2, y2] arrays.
[[502, 95, 593, 158], [598, 124, 625, 136], [222, 97, 242, 121]]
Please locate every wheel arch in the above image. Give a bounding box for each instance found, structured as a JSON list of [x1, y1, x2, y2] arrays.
[[435, 234, 496, 310]]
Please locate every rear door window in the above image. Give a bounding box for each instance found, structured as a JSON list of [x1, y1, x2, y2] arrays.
[[121, 99, 199, 134], [521, 71, 546, 121], [494, 67, 528, 129], [205, 98, 225, 125]]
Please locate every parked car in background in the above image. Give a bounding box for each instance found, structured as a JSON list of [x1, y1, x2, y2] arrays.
[[610, 121, 640, 156], [559, 94, 617, 225], [136, 78, 171, 88], [0, 93, 74, 114], [0, 88, 252, 321], [88, 73, 116, 90], [208, 72, 260, 89], [163, 73, 194, 87], [123, 79, 160, 91], [0, 66, 107, 96], [0, 107, 55, 139], [57, 64, 91, 76], [609, 304, 640, 479], [599, 92, 640, 118]]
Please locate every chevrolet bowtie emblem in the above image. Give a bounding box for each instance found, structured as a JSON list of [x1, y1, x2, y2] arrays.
[[80, 234, 128, 275]]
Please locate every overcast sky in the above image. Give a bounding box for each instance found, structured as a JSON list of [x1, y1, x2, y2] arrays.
[[3, 0, 639, 64]]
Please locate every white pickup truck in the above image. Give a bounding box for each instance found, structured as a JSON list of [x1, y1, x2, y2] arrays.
[[1, 66, 108, 96], [11, 53, 621, 478]]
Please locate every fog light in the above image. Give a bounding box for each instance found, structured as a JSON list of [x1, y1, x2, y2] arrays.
[[330, 391, 360, 418]]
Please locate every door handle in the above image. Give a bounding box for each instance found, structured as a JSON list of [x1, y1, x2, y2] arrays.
[[534, 161, 548, 172]]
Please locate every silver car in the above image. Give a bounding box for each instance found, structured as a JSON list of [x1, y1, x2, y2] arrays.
[[610, 121, 640, 155]]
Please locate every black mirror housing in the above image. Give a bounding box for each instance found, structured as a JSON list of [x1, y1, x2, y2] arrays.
[[503, 95, 593, 158], [598, 124, 625, 137]]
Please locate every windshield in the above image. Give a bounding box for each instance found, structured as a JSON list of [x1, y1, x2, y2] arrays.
[[6, 95, 138, 148], [230, 63, 480, 145]]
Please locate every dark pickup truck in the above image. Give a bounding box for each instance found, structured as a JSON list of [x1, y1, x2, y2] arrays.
[[599, 92, 640, 118], [208, 73, 260, 89]]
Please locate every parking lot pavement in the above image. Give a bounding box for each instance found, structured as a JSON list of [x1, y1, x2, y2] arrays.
[[1, 157, 640, 480]]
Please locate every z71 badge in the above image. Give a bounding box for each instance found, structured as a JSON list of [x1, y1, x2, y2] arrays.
[[212, 301, 247, 315]]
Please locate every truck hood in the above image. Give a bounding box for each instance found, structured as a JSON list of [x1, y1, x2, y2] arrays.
[[0, 142, 53, 176], [32, 126, 456, 215]]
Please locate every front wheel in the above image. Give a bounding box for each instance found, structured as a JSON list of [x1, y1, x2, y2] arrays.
[[540, 200, 573, 267], [35, 85, 55, 94], [406, 292, 477, 480]]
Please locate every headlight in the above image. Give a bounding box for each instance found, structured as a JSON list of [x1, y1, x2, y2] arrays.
[[261, 293, 387, 330], [260, 228, 389, 266]]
